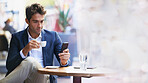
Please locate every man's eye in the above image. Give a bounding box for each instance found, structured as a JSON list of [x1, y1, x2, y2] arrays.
[[33, 21, 38, 23], [41, 20, 44, 23]]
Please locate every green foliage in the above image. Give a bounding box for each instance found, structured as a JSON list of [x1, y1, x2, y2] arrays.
[[58, 8, 70, 32]]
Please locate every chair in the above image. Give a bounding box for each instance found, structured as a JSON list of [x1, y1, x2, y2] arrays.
[[0, 35, 8, 52], [0, 35, 8, 60], [0, 35, 8, 73]]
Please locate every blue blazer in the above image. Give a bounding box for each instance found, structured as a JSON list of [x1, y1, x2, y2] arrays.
[[6, 28, 70, 83]]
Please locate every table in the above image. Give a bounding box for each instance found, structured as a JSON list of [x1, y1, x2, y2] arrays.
[[38, 66, 115, 83]]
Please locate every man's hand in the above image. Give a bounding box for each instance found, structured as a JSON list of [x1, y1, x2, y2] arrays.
[[22, 40, 40, 56], [58, 49, 70, 65]]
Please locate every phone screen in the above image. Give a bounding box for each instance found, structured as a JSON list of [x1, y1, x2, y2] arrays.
[[61, 42, 69, 53]]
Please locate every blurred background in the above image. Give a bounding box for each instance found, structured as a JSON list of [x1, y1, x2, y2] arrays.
[[1, 0, 148, 83]]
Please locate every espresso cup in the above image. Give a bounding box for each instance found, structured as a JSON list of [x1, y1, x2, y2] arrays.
[[40, 41, 46, 47]]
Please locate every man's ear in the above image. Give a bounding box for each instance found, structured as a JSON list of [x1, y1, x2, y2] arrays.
[[25, 18, 29, 24]]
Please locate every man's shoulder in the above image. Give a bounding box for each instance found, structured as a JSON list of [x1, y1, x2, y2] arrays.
[[43, 29, 58, 35], [12, 29, 26, 37]]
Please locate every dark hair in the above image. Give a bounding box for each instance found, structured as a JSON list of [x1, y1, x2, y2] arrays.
[[26, 3, 46, 21]]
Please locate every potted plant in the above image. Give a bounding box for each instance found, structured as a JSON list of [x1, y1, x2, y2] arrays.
[[54, 0, 72, 32], [58, 8, 71, 32]]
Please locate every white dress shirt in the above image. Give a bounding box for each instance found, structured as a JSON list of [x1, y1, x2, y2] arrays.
[[20, 30, 44, 67]]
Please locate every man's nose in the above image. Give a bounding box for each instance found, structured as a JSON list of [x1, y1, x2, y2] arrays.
[[37, 22, 42, 27]]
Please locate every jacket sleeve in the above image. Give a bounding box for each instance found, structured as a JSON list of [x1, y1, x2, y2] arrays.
[[6, 34, 24, 73]]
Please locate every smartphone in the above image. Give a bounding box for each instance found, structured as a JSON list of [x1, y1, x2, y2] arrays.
[[61, 42, 69, 53]]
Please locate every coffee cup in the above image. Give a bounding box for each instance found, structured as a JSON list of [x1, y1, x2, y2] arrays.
[[40, 41, 46, 47]]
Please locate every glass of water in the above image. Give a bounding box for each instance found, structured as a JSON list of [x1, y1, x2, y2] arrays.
[[79, 52, 87, 71]]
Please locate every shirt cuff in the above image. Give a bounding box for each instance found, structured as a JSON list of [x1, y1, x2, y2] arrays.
[[20, 50, 27, 59]]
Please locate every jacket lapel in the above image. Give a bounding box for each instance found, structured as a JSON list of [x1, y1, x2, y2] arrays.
[[22, 28, 29, 56]]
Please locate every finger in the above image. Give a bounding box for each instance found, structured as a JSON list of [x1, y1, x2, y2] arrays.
[[31, 40, 37, 43], [31, 41, 40, 46], [60, 55, 70, 58], [59, 56, 68, 59], [59, 55, 70, 60], [63, 49, 69, 53], [32, 41, 40, 45], [30, 43, 40, 49], [59, 52, 70, 55], [58, 53, 64, 56], [59, 53, 70, 57], [30, 43, 37, 48], [31, 40, 40, 45]]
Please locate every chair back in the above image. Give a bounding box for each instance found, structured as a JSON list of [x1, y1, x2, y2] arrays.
[[0, 35, 8, 51]]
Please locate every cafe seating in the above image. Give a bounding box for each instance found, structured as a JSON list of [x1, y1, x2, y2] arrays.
[[0, 35, 8, 73], [0, 35, 8, 59]]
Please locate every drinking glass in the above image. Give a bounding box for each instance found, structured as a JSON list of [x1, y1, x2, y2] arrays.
[[79, 52, 87, 71]]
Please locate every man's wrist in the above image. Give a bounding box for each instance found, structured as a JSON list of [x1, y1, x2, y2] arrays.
[[22, 48, 29, 56], [60, 60, 70, 67], [60, 61, 67, 65], [20, 50, 27, 59]]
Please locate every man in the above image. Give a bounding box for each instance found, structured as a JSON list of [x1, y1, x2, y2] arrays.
[[0, 3, 70, 83]]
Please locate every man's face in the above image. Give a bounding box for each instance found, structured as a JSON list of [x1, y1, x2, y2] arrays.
[[27, 13, 44, 37]]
